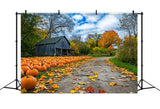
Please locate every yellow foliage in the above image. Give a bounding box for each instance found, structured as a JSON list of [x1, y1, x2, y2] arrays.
[[70, 41, 80, 54]]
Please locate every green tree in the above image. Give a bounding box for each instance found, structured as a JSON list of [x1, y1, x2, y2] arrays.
[[87, 33, 102, 46], [116, 36, 137, 65], [21, 13, 47, 57]]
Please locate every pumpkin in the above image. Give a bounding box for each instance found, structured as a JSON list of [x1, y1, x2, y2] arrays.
[[50, 62, 57, 67], [21, 75, 37, 90], [26, 69, 39, 76], [58, 63, 64, 67], [21, 69, 24, 77], [44, 63, 50, 69], [21, 66, 30, 73], [38, 65, 47, 72], [33, 64, 39, 69]]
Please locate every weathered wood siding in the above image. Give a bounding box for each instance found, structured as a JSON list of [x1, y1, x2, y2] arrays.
[[35, 44, 55, 56], [55, 37, 70, 49], [35, 37, 70, 56]]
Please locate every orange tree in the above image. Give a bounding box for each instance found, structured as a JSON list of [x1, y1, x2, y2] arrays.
[[98, 30, 121, 48], [98, 30, 121, 54]]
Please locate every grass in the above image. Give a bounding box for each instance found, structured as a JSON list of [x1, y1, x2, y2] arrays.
[[88, 54, 114, 58], [109, 58, 137, 75]]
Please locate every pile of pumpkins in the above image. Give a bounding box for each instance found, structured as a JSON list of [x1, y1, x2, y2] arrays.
[[21, 56, 92, 90]]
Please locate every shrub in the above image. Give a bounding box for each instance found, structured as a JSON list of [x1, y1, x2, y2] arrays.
[[93, 47, 108, 54], [116, 36, 137, 65]]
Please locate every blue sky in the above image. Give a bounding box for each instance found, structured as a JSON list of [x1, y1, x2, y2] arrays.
[[63, 13, 129, 41]]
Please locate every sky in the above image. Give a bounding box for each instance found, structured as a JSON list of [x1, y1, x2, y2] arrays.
[[63, 13, 129, 41]]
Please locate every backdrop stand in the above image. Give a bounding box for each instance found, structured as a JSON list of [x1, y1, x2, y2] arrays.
[[137, 12, 160, 91], [0, 10, 160, 92], [0, 12, 21, 91]]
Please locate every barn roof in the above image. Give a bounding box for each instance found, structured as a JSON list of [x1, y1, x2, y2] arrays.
[[36, 36, 70, 45]]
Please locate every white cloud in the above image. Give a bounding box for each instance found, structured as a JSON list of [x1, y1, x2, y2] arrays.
[[97, 15, 119, 30], [74, 23, 95, 30], [85, 15, 100, 22], [73, 15, 83, 20], [81, 35, 88, 41]]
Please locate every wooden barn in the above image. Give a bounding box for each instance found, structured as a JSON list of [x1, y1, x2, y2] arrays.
[[35, 36, 74, 56]]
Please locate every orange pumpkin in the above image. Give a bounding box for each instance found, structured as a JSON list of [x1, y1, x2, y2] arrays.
[[26, 69, 39, 76], [50, 62, 57, 67], [58, 63, 64, 67], [21, 66, 30, 73], [21, 69, 24, 77], [44, 63, 50, 69], [33, 64, 39, 69], [38, 65, 47, 72], [21, 75, 37, 90]]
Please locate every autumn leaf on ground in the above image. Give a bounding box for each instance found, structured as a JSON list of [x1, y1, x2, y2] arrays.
[[21, 88, 27, 93], [48, 79, 54, 84], [52, 84, 60, 88], [88, 76, 93, 79], [94, 75, 98, 78], [82, 82, 86, 85], [48, 73, 54, 77], [86, 86, 94, 93], [99, 89, 105, 93], [131, 78, 136, 81], [73, 86, 81, 91], [110, 77, 115, 79], [47, 89, 57, 93], [91, 79, 96, 81], [109, 82, 118, 86], [70, 90, 76, 93], [111, 70, 116, 72], [94, 72, 98, 75], [78, 82, 82, 85], [72, 82, 75, 84]]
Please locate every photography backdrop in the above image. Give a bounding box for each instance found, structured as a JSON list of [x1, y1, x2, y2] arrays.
[[21, 12, 138, 93]]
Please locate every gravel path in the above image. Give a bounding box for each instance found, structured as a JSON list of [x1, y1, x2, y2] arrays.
[[55, 57, 137, 93]]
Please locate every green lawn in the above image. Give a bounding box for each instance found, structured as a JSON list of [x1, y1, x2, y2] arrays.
[[109, 58, 137, 75]]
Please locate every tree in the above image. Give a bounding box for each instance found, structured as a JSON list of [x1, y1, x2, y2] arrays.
[[88, 38, 96, 48], [70, 35, 81, 42], [70, 41, 80, 55], [41, 13, 75, 38], [21, 13, 47, 56], [79, 42, 90, 55], [98, 30, 121, 48], [119, 13, 137, 37], [87, 33, 102, 46], [116, 36, 137, 65]]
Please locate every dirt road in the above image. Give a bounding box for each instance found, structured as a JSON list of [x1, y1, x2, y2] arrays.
[[55, 57, 137, 93]]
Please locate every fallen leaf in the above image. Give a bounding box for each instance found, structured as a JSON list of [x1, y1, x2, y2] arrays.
[[131, 78, 136, 81], [99, 89, 105, 93], [21, 88, 27, 93], [52, 84, 60, 89], [70, 90, 76, 93], [72, 82, 75, 84], [111, 77, 115, 79], [91, 79, 96, 81], [109, 82, 118, 86]]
